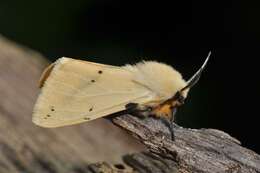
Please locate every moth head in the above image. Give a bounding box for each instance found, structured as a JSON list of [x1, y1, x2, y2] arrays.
[[170, 52, 211, 108]]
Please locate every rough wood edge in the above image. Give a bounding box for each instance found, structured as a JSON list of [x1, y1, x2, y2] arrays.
[[111, 114, 260, 173]]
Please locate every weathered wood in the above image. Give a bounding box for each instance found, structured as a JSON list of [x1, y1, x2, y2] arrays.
[[113, 115, 260, 173], [0, 34, 260, 173]]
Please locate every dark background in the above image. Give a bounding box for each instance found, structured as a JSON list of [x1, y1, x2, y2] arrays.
[[1, 0, 259, 153]]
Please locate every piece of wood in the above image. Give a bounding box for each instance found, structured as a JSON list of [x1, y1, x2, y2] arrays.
[[112, 115, 260, 173], [0, 34, 260, 173]]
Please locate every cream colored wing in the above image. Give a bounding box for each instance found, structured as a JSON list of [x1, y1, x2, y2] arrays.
[[32, 57, 154, 128]]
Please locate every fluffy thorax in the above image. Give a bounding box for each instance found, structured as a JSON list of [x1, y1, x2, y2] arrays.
[[123, 61, 188, 100]]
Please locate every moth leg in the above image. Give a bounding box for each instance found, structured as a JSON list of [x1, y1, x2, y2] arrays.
[[166, 107, 178, 140], [125, 103, 153, 119], [159, 117, 175, 141], [171, 107, 177, 124]]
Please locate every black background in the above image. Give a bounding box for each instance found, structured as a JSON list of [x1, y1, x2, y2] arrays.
[[1, 0, 259, 153]]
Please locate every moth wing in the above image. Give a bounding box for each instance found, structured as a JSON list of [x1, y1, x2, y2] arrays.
[[32, 57, 154, 128]]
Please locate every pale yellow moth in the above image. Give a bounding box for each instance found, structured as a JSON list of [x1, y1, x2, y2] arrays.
[[32, 53, 210, 132]]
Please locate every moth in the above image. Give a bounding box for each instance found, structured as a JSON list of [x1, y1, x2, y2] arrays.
[[32, 52, 210, 139]]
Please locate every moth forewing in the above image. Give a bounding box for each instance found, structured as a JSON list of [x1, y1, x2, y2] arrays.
[[32, 58, 155, 128]]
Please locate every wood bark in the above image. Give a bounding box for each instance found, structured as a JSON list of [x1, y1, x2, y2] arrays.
[[0, 35, 259, 173], [113, 115, 260, 173]]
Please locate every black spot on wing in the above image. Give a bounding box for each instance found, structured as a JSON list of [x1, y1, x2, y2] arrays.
[[89, 107, 93, 112], [98, 70, 103, 74], [44, 112, 52, 119], [50, 106, 55, 111], [91, 79, 95, 83], [84, 117, 90, 120]]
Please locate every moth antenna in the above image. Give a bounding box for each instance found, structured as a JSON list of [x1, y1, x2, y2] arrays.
[[181, 51, 211, 91]]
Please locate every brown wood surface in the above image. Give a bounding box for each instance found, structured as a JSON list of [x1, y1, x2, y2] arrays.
[[113, 115, 260, 173], [0, 34, 260, 173]]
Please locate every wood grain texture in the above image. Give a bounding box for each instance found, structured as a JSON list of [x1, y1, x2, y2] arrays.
[[0, 34, 260, 173], [113, 115, 260, 173]]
